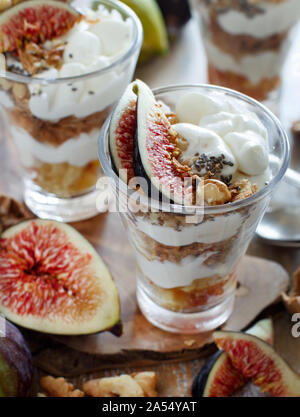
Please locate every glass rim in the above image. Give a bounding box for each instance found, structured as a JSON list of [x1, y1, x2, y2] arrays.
[[98, 83, 291, 215], [0, 0, 143, 85]]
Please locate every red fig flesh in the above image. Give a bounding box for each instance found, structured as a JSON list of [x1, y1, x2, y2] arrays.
[[0, 0, 80, 53], [0, 220, 120, 335], [193, 319, 274, 397], [214, 330, 300, 397], [109, 82, 137, 183], [134, 80, 192, 204]]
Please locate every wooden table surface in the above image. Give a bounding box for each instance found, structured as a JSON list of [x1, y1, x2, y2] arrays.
[[0, 18, 300, 397]]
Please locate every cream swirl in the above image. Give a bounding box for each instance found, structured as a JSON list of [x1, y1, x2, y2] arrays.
[[175, 92, 269, 177], [28, 7, 134, 121]]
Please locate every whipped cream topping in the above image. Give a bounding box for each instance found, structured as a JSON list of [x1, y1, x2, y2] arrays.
[[217, 0, 300, 39], [175, 92, 269, 179], [173, 123, 237, 178], [27, 7, 134, 121]]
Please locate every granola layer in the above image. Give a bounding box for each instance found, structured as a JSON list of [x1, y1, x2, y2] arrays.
[[135, 229, 236, 264], [208, 65, 280, 101], [30, 160, 100, 198], [139, 268, 237, 312], [208, 12, 287, 59]]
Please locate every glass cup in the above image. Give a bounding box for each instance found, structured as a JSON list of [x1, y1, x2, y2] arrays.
[[0, 0, 143, 222], [190, 0, 300, 110], [98, 84, 290, 334]]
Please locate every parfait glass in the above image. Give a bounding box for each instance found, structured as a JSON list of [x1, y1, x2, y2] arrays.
[[0, 0, 143, 222], [99, 84, 290, 333], [190, 0, 300, 111]]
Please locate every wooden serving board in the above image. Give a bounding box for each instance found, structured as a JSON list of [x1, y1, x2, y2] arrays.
[[27, 212, 289, 377]]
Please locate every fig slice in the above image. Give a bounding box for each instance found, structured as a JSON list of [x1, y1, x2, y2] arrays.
[[192, 318, 274, 397], [0, 0, 80, 53], [134, 80, 192, 205], [0, 220, 120, 335], [214, 330, 300, 397], [109, 81, 137, 184]]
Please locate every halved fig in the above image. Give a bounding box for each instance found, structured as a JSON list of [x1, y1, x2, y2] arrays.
[[0, 0, 71, 13], [192, 319, 274, 397], [0, 220, 120, 335], [0, 320, 33, 397], [109, 82, 137, 183], [214, 330, 300, 397], [134, 80, 192, 204], [0, 0, 80, 53]]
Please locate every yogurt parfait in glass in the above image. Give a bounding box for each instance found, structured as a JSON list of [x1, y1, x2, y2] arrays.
[[190, 0, 300, 110], [0, 0, 142, 221], [99, 80, 289, 333]]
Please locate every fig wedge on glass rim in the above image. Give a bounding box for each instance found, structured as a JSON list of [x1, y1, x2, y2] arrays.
[[0, 219, 120, 335], [109, 80, 193, 204], [0, 0, 80, 53], [192, 319, 274, 397], [134, 80, 192, 204], [109, 82, 137, 184], [214, 330, 300, 397]]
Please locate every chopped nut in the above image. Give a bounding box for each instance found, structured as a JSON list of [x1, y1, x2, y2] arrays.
[[184, 339, 195, 347], [197, 179, 231, 206], [0, 193, 32, 234], [175, 135, 189, 151], [40, 376, 84, 397], [230, 179, 257, 202], [166, 112, 179, 125], [12, 83, 27, 100], [18, 41, 65, 75], [282, 267, 300, 315], [172, 157, 191, 174], [131, 372, 158, 397], [83, 375, 144, 397], [83, 372, 158, 397]]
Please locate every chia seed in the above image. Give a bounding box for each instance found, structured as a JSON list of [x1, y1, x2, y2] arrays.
[[192, 153, 234, 178]]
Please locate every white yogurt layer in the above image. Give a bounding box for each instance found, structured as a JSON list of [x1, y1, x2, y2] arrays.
[[136, 251, 228, 288], [136, 210, 243, 246], [205, 39, 289, 84], [27, 7, 134, 121], [11, 125, 99, 167], [217, 0, 300, 39]]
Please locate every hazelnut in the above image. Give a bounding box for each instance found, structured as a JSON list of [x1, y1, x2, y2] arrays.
[[197, 179, 231, 206], [12, 82, 27, 99]]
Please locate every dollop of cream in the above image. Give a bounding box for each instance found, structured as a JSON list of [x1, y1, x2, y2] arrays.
[[28, 7, 134, 121], [175, 92, 269, 177], [173, 123, 237, 178]]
